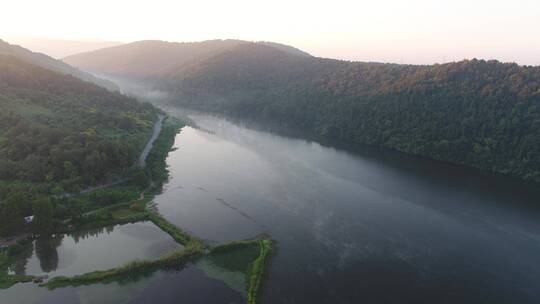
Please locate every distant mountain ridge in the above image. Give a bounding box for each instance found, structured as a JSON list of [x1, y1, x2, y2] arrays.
[[256, 41, 311, 57], [4, 37, 123, 59], [0, 39, 118, 91], [63, 39, 311, 79], [64, 39, 540, 183]]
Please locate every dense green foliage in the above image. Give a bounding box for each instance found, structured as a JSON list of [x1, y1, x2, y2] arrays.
[[86, 186, 140, 206], [59, 198, 150, 233], [65, 40, 540, 182], [0, 191, 26, 236], [145, 117, 183, 189], [0, 56, 157, 187], [0, 55, 158, 236], [31, 197, 54, 234], [0, 88, 275, 301], [167, 43, 540, 182]]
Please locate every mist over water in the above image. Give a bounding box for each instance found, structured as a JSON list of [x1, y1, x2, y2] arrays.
[[3, 3, 540, 300], [153, 111, 540, 303], [1, 108, 539, 303]]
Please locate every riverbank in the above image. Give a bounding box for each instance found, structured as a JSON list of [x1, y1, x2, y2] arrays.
[[38, 203, 274, 304], [41, 210, 206, 289], [42, 216, 273, 304], [0, 115, 183, 287], [0, 250, 35, 289], [0, 114, 275, 304]]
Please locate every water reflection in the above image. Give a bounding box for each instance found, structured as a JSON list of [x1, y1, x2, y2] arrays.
[[154, 112, 540, 303], [3, 110, 540, 303], [197, 243, 260, 295], [34, 236, 62, 273], [0, 267, 246, 304], [7, 242, 33, 275], [71, 225, 115, 243], [1, 233, 260, 304], [8, 222, 180, 278]]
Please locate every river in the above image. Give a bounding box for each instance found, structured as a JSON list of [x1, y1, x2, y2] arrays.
[[155, 110, 540, 303], [2, 110, 540, 303]]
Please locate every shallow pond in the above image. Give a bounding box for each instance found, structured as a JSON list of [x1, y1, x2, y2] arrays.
[[8, 221, 181, 278], [0, 266, 245, 304]]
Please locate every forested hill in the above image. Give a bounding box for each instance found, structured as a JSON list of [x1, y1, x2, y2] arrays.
[[0, 55, 157, 191], [0, 39, 118, 91], [63, 39, 311, 79], [66, 41, 540, 182]]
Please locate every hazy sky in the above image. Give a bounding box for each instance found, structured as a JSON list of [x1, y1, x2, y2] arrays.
[[3, 0, 540, 65]]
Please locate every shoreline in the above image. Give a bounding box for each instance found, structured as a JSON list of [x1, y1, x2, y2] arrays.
[[0, 113, 274, 303]]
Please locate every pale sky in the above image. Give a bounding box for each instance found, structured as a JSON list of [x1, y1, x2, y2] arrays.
[[3, 0, 540, 65]]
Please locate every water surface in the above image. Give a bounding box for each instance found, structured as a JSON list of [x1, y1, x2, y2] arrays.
[[0, 267, 245, 304], [9, 221, 180, 278], [2, 110, 540, 304], [153, 111, 540, 303]]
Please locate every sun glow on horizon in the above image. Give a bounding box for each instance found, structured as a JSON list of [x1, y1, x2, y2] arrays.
[[2, 0, 540, 65]]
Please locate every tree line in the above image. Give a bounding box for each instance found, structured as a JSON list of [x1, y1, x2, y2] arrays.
[[171, 43, 540, 183], [0, 55, 159, 236]]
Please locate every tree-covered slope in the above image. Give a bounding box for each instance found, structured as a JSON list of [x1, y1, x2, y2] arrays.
[[66, 40, 540, 182], [0, 55, 157, 190], [0, 39, 117, 91], [63, 39, 311, 80], [172, 44, 540, 182]]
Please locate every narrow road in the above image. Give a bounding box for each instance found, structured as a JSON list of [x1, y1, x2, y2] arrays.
[[57, 115, 165, 199], [138, 114, 164, 168]]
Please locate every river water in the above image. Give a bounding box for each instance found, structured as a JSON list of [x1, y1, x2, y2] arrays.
[[154, 111, 540, 304], [2, 110, 540, 303]]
